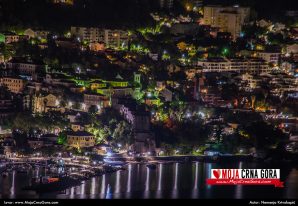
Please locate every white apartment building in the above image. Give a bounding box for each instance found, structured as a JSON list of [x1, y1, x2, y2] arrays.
[[203, 5, 250, 39], [237, 73, 261, 92], [198, 58, 269, 74], [70, 27, 129, 49], [257, 51, 281, 65]]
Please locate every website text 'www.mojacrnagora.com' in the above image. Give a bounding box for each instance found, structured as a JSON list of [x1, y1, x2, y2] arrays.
[[3, 201, 60, 205]]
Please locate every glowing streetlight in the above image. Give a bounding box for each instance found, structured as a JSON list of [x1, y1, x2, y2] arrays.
[[55, 100, 60, 106], [81, 103, 86, 110]]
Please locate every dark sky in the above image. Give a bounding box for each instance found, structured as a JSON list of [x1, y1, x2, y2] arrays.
[[204, 0, 298, 13], [0, 0, 296, 31], [204, 0, 298, 21]]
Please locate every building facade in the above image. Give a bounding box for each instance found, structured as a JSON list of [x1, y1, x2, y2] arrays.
[[0, 32, 20, 44], [198, 57, 269, 74], [203, 5, 250, 39], [83, 93, 110, 109], [257, 51, 280, 65], [70, 27, 129, 49], [66, 131, 95, 149], [0, 77, 25, 93]]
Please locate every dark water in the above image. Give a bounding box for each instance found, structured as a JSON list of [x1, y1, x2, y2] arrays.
[[0, 162, 297, 199]]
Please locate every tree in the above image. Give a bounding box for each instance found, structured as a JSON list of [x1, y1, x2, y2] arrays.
[[112, 121, 133, 146], [243, 121, 287, 155], [57, 132, 67, 145], [13, 112, 34, 132], [88, 105, 98, 115]]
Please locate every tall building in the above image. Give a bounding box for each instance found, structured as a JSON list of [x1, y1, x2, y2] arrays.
[[112, 98, 156, 154], [203, 5, 250, 40], [159, 0, 174, 10], [52, 0, 74, 5], [70, 27, 129, 49]]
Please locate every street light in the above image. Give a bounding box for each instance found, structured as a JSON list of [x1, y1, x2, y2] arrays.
[[81, 103, 86, 110], [55, 100, 60, 106]]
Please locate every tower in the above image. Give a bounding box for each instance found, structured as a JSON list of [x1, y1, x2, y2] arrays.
[[134, 73, 141, 84]]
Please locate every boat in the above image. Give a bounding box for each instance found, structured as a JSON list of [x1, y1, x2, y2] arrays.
[[103, 158, 126, 166], [113, 165, 126, 170], [23, 176, 82, 193], [146, 163, 157, 170]]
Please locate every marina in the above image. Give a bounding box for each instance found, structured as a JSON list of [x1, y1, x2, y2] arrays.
[[0, 161, 297, 199]]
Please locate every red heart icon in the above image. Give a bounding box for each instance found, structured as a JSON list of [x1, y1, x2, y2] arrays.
[[213, 170, 221, 179]]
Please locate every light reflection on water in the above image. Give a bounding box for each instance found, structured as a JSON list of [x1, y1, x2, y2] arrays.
[[235, 162, 243, 199], [101, 175, 105, 194], [0, 162, 297, 199]]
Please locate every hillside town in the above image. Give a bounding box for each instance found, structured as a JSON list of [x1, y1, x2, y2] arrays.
[[0, 0, 297, 165]]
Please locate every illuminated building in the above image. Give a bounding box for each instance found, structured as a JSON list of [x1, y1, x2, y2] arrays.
[[0, 77, 25, 94], [66, 131, 95, 149], [70, 27, 129, 49], [52, 0, 74, 5], [198, 57, 270, 74], [0, 32, 19, 44], [83, 93, 110, 109], [257, 51, 281, 65], [203, 5, 250, 40]]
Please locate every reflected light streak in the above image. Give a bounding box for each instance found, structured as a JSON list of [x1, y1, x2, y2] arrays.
[[80, 181, 85, 197], [158, 164, 163, 191], [10, 171, 15, 197], [127, 164, 132, 192], [145, 167, 150, 191], [115, 170, 121, 193], [70, 187, 75, 199], [101, 175, 106, 194], [235, 162, 243, 199], [91, 177, 96, 194], [174, 163, 179, 190], [194, 162, 199, 190]]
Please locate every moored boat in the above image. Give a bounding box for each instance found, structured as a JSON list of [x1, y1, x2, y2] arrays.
[[146, 163, 157, 170]]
